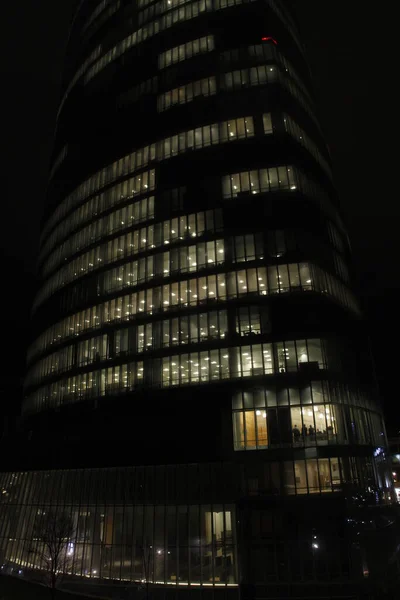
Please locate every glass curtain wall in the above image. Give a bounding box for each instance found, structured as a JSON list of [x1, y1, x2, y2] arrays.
[[0, 468, 237, 586]]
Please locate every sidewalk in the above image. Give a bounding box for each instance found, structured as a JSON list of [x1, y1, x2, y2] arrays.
[[0, 575, 94, 599]]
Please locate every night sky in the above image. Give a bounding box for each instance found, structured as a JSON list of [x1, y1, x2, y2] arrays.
[[1, 2, 397, 433]]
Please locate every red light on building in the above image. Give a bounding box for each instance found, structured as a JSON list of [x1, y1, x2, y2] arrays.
[[261, 37, 278, 45]]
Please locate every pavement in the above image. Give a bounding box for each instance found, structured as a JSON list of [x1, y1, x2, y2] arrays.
[[0, 574, 94, 599]]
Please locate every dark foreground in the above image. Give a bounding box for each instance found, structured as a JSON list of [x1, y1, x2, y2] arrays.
[[1, 574, 400, 600], [0, 574, 95, 599]]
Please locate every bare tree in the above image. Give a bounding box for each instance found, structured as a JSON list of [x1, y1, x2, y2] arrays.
[[29, 510, 74, 599]]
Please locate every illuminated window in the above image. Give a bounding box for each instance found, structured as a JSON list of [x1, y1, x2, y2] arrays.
[[262, 113, 273, 134], [159, 35, 214, 69], [27, 264, 357, 368], [158, 77, 217, 111], [233, 233, 263, 262], [222, 165, 297, 198], [236, 307, 263, 337], [283, 113, 332, 179], [232, 391, 268, 450]]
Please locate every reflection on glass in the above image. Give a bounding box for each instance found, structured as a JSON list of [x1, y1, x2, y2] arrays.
[[0, 469, 237, 586]]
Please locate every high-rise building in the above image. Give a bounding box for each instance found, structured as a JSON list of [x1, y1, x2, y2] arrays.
[[0, 0, 395, 597]]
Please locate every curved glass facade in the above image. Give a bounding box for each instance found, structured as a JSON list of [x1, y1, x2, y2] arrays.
[[0, 0, 395, 597]]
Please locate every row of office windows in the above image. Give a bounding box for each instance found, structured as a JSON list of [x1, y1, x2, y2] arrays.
[[162, 339, 325, 387], [54, 162, 335, 285], [26, 331, 107, 387], [116, 75, 157, 110], [42, 115, 338, 300], [56, 44, 102, 121], [278, 68, 319, 129], [139, 0, 204, 25], [249, 455, 386, 502], [0, 498, 236, 585], [232, 233, 263, 262], [156, 59, 311, 125], [24, 338, 325, 413], [29, 302, 334, 385], [44, 174, 295, 292], [45, 86, 320, 262], [0, 463, 389, 588], [26, 304, 231, 382], [49, 40, 319, 249], [61, 0, 302, 133], [38, 238, 225, 309], [233, 386, 384, 450], [224, 63, 318, 133], [285, 458, 343, 495], [44, 107, 291, 266], [42, 208, 221, 280], [27, 263, 356, 365], [28, 262, 304, 362], [333, 253, 350, 283], [263, 221, 345, 262], [221, 164, 335, 225], [223, 65, 318, 128], [82, 0, 111, 31], [255, 404, 383, 449], [157, 76, 217, 112], [84, 0, 256, 85], [135, 0, 300, 57], [220, 42, 313, 106], [223, 164, 296, 197], [34, 172, 156, 310], [40, 112, 254, 261], [42, 108, 313, 264], [255, 44, 309, 100], [153, 115, 254, 156], [266, 0, 304, 60], [155, 98, 327, 217], [26, 308, 229, 385], [0, 457, 383, 512], [41, 197, 155, 279], [41, 145, 157, 248], [2, 474, 389, 569], [48, 145, 68, 181], [64, 0, 298, 127], [158, 40, 307, 113], [224, 63, 278, 88], [42, 143, 150, 255], [27, 377, 384, 455], [158, 34, 214, 69], [232, 382, 378, 415], [231, 225, 346, 273], [102, 238, 225, 291], [82, 0, 120, 34], [42, 196, 345, 306], [283, 115, 332, 180], [156, 309, 228, 348], [61, 248, 354, 317], [157, 42, 310, 125], [329, 222, 346, 254], [0, 463, 388, 593], [41, 189, 156, 270], [0, 466, 236, 511], [24, 362, 143, 414]]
